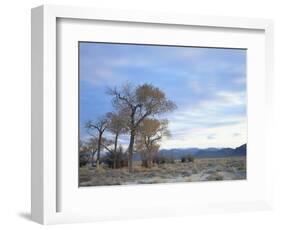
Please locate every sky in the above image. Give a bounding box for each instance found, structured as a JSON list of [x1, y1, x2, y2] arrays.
[[79, 42, 247, 149]]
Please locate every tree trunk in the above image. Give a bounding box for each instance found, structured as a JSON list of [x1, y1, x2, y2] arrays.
[[113, 133, 119, 169], [91, 149, 96, 167], [128, 129, 135, 173], [96, 132, 102, 169]]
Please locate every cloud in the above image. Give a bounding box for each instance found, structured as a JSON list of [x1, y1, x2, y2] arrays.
[[207, 134, 216, 140], [85, 68, 117, 86], [161, 121, 246, 149], [162, 89, 246, 148], [232, 132, 241, 137]]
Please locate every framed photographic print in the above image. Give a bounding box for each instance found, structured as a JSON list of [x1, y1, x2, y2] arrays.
[[31, 5, 274, 224]]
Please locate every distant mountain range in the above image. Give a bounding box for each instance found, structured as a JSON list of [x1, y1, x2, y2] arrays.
[[95, 144, 246, 161], [158, 144, 246, 159]]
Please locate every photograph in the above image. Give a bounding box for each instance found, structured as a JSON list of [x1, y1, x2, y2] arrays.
[[78, 42, 247, 187]]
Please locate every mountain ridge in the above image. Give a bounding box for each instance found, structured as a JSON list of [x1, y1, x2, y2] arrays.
[[158, 143, 246, 159]]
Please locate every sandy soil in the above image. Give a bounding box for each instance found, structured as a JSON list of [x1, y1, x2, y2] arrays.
[[79, 156, 246, 186]]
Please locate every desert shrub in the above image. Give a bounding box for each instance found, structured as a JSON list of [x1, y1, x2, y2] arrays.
[[237, 166, 245, 170], [153, 155, 175, 164], [181, 154, 195, 163], [141, 159, 152, 168], [192, 167, 199, 174], [214, 174, 223, 180], [153, 155, 165, 164], [79, 153, 90, 167], [100, 154, 114, 168], [115, 147, 128, 168], [166, 156, 175, 164], [79, 160, 88, 167], [207, 173, 223, 181], [102, 147, 128, 169]]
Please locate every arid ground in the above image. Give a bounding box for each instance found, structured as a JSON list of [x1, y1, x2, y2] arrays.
[[79, 156, 246, 186]]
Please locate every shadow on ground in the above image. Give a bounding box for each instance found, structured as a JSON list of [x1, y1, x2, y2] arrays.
[[18, 212, 31, 221]]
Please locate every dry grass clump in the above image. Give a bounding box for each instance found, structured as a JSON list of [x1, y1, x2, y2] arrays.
[[206, 172, 224, 181], [181, 155, 195, 163]]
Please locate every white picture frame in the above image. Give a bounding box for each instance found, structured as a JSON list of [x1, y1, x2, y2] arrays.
[[31, 5, 274, 225]]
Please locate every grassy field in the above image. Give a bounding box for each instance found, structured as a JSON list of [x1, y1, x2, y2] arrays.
[[79, 156, 246, 186]]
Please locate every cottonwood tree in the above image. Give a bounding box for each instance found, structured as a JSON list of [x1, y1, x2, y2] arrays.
[[79, 140, 85, 153], [79, 140, 91, 167], [85, 115, 109, 168], [136, 119, 170, 168], [108, 83, 176, 172], [86, 137, 98, 166], [106, 112, 128, 168]]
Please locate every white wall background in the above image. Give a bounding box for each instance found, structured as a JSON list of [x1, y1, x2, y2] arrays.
[[0, 0, 280, 229]]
